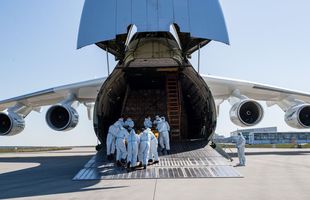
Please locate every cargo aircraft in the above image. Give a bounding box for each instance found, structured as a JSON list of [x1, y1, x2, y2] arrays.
[[1, 0, 310, 150]]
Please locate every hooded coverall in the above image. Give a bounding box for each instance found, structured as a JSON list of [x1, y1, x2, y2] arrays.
[[148, 130, 159, 162], [127, 129, 140, 167], [236, 134, 246, 166], [106, 122, 118, 157], [115, 126, 129, 162], [144, 117, 152, 129], [138, 128, 151, 166], [157, 119, 170, 151]]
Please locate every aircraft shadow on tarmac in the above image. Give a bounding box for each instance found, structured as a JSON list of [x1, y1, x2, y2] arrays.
[[0, 155, 127, 199]]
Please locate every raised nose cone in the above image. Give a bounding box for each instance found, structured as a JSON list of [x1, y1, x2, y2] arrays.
[[77, 0, 229, 57]]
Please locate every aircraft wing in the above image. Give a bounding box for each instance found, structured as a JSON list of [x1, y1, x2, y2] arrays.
[[202, 74, 310, 112], [0, 77, 106, 116]]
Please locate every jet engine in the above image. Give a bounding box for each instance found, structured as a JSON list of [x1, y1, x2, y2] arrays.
[[0, 112, 25, 136], [230, 100, 264, 127], [285, 104, 310, 129], [46, 105, 79, 131]]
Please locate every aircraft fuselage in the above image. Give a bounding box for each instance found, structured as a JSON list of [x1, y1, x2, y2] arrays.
[[93, 33, 217, 144]]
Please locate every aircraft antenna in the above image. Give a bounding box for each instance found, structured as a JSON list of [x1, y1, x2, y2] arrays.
[[106, 47, 110, 75]]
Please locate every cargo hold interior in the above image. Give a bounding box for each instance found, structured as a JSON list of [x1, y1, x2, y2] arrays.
[[94, 66, 217, 144]]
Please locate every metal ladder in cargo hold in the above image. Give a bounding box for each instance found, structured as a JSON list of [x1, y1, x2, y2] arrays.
[[166, 75, 181, 141]]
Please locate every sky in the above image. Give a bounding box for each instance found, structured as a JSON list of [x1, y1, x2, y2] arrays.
[[0, 0, 310, 146]]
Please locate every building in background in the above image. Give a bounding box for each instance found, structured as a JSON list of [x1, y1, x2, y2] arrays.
[[213, 133, 226, 141], [230, 127, 310, 144]]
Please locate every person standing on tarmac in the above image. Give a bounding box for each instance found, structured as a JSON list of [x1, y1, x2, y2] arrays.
[[115, 119, 129, 167], [144, 118, 159, 164], [125, 118, 140, 171], [157, 117, 170, 154], [235, 133, 246, 166], [138, 127, 152, 169], [106, 118, 124, 160]]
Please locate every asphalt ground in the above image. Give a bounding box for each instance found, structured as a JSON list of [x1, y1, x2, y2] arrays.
[[0, 147, 310, 200]]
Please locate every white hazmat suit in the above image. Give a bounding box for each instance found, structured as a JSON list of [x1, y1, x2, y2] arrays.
[[124, 118, 134, 129], [138, 128, 152, 168], [106, 121, 119, 159], [144, 118, 158, 163], [144, 117, 152, 128], [127, 129, 140, 168], [161, 117, 170, 132], [153, 115, 161, 126], [236, 133, 246, 166], [148, 130, 159, 163], [115, 125, 129, 163], [157, 118, 170, 152]]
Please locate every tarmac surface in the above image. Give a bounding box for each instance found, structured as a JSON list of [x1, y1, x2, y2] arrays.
[[0, 147, 310, 200]]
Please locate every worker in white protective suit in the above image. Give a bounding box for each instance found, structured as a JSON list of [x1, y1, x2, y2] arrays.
[[235, 133, 246, 166], [153, 115, 161, 126], [115, 120, 129, 167], [157, 117, 170, 154], [144, 118, 159, 164], [124, 117, 134, 130], [160, 117, 170, 150], [106, 120, 120, 160], [126, 118, 140, 171], [148, 131, 159, 164], [161, 117, 170, 132], [138, 128, 151, 169], [144, 116, 153, 130], [152, 115, 161, 147]]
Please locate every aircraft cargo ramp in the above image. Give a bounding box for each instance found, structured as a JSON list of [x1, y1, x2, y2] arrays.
[[73, 141, 242, 180]]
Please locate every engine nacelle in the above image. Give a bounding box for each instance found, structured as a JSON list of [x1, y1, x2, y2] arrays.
[[0, 112, 25, 136], [46, 105, 79, 131], [230, 100, 264, 127], [285, 104, 310, 129]]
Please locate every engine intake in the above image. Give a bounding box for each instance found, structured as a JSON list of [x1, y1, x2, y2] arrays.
[[230, 100, 264, 127], [46, 105, 79, 131], [285, 104, 310, 129], [0, 112, 25, 136]]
